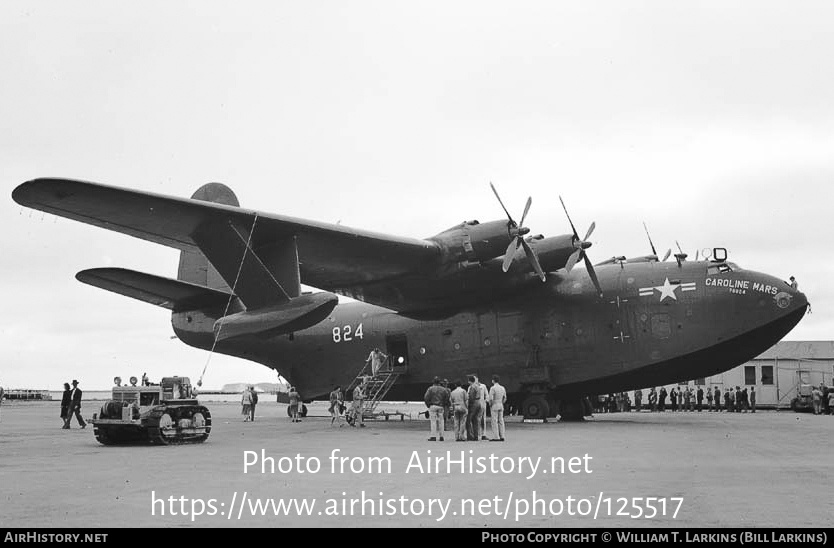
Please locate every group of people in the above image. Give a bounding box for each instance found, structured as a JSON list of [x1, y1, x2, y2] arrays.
[[240, 385, 259, 422], [60, 380, 86, 429], [811, 383, 833, 415], [423, 374, 506, 442], [638, 385, 757, 413]]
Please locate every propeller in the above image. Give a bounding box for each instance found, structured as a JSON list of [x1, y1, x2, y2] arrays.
[[674, 240, 688, 266], [491, 182, 546, 281], [643, 221, 671, 262], [643, 222, 657, 257], [560, 196, 603, 297]]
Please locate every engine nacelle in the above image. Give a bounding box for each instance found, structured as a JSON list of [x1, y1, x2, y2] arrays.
[[428, 219, 519, 265], [505, 234, 577, 273]]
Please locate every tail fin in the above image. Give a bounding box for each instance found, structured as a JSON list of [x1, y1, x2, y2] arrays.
[[177, 183, 239, 291]]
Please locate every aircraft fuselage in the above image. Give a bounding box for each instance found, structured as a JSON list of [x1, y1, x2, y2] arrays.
[[172, 260, 807, 410]]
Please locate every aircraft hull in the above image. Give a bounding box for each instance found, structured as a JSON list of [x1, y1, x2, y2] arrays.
[[172, 264, 808, 408]]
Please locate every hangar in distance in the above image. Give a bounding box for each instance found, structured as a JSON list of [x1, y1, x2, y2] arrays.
[[12, 178, 809, 420]]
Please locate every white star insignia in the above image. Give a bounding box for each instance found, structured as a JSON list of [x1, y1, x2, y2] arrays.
[[656, 278, 679, 302]]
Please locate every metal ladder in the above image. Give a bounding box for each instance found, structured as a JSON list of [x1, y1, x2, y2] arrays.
[[346, 358, 401, 420]]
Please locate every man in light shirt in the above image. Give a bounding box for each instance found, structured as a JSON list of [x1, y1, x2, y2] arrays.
[[488, 374, 507, 442], [449, 380, 469, 441], [365, 347, 388, 377], [476, 375, 489, 440]]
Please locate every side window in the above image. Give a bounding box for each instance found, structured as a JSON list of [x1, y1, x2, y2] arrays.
[[761, 366, 774, 385], [707, 263, 733, 275]]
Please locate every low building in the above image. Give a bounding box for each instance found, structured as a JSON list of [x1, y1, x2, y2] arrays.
[[648, 341, 834, 410]]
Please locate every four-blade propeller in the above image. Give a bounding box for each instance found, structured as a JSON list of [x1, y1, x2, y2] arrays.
[[559, 196, 603, 298], [491, 182, 546, 282]]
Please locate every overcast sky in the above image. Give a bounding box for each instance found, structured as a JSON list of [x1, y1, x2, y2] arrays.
[[2, 1, 832, 390]]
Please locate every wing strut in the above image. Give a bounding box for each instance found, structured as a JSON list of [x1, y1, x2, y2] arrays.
[[196, 213, 260, 388]]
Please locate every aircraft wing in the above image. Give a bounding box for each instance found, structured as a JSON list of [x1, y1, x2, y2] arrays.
[[13, 178, 441, 291], [76, 268, 234, 311]]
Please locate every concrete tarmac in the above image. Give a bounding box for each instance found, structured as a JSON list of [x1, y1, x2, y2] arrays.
[[0, 400, 831, 528]]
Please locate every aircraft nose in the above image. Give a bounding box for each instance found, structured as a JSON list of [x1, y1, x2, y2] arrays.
[[766, 275, 808, 316]]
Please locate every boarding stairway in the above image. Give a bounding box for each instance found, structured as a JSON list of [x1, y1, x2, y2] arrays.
[[345, 357, 403, 421]]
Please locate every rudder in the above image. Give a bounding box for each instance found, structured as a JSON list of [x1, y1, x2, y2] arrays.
[[177, 182, 239, 291]]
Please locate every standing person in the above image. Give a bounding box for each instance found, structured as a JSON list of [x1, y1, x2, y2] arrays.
[[633, 389, 642, 412], [670, 388, 678, 412], [705, 386, 713, 411], [66, 380, 86, 429], [477, 376, 489, 440], [466, 375, 483, 441], [696, 387, 704, 412], [750, 387, 756, 413], [351, 381, 366, 427], [658, 386, 667, 412], [488, 375, 507, 442], [827, 388, 834, 416], [683, 387, 691, 412], [734, 387, 742, 413], [811, 384, 822, 415], [249, 386, 258, 422], [424, 377, 450, 441], [441, 379, 453, 433], [449, 380, 469, 441], [648, 387, 657, 412], [714, 386, 722, 412], [241, 386, 252, 422], [365, 347, 388, 377], [329, 386, 345, 427], [60, 382, 71, 428], [288, 386, 301, 423], [820, 384, 830, 415]]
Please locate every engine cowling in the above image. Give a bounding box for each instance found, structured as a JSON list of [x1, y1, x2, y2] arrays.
[[428, 219, 520, 265], [504, 234, 578, 273]]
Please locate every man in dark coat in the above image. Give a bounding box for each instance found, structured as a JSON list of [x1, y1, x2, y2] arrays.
[[66, 380, 86, 429], [249, 386, 258, 422], [60, 382, 72, 428]]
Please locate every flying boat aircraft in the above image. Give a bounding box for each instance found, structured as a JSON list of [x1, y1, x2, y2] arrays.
[[12, 178, 808, 420]]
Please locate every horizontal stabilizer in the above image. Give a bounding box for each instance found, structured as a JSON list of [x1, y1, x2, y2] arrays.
[[214, 292, 338, 341], [77, 268, 234, 311]]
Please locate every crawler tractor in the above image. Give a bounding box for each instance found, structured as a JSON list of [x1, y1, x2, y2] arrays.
[[90, 376, 211, 445]]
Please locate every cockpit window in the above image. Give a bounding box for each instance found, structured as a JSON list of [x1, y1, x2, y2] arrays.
[[707, 263, 733, 275]]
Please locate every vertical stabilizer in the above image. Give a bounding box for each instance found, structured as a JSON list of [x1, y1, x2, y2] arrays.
[[177, 183, 239, 292]]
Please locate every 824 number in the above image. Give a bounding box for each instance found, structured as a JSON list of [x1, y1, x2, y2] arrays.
[[332, 323, 363, 343]]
